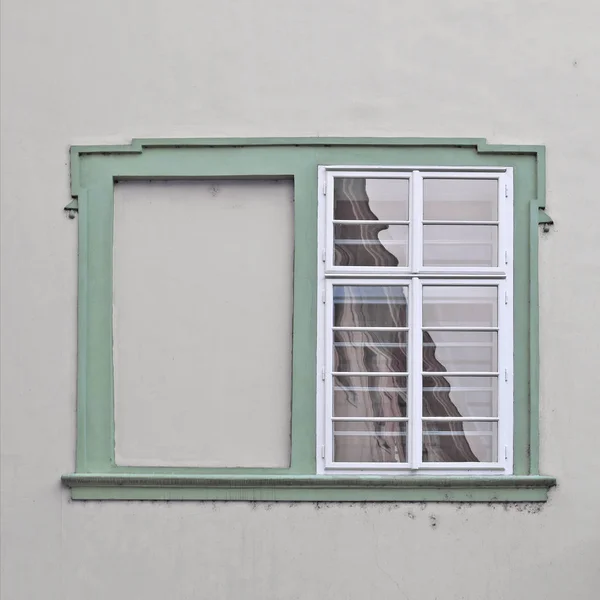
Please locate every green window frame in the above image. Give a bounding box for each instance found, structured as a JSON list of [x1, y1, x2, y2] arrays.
[[62, 138, 556, 501]]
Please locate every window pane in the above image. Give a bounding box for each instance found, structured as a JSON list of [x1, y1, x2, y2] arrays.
[[334, 421, 407, 462], [334, 331, 408, 372], [422, 286, 497, 327], [423, 331, 497, 373], [422, 376, 498, 418], [334, 375, 408, 418], [334, 178, 409, 221], [423, 178, 498, 221], [334, 224, 408, 267], [334, 285, 408, 328], [423, 225, 498, 267], [423, 421, 497, 462]]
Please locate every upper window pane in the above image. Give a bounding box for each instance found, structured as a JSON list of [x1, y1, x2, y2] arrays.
[[334, 223, 408, 267], [423, 224, 498, 267], [334, 178, 409, 221], [423, 178, 498, 221]]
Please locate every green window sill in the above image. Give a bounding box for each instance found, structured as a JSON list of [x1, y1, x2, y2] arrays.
[[62, 473, 556, 502]]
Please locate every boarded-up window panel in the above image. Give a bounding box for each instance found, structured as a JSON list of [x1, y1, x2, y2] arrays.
[[113, 180, 294, 467]]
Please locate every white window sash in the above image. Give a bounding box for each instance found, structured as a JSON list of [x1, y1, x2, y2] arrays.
[[316, 167, 513, 476]]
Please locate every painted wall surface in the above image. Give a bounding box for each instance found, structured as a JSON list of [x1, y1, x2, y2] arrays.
[[113, 180, 294, 468], [1, 1, 599, 599]]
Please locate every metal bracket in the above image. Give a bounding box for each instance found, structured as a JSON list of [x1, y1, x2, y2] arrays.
[[64, 198, 78, 219], [538, 208, 553, 232]]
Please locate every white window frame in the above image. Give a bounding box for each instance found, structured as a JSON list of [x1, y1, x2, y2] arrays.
[[316, 166, 514, 476]]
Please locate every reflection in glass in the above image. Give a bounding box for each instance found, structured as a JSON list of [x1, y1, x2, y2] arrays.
[[334, 331, 408, 372], [422, 286, 497, 328], [333, 284, 408, 462], [423, 178, 498, 221], [423, 331, 497, 373], [423, 421, 497, 462], [329, 175, 498, 464], [333, 178, 409, 267], [333, 286, 408, 328], [423, 376, 498, 418], [334, 421, 407, 462], [335, 224, 408, 267], [423, 225, 498, 267], [334, 376, 408, 418], [334, 178, 409, 221], [419, 324, 493, 461]]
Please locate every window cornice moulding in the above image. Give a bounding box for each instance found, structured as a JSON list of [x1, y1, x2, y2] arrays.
[[66, 137, 551, 226]]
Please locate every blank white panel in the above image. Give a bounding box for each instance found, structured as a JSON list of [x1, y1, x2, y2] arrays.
[[113, 180, 293, 467]]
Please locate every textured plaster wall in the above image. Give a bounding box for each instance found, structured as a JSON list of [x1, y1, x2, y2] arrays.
[[1, 1, 599, 599]]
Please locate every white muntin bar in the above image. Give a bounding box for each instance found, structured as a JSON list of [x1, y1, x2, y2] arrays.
[[331, 417, 409, 422], [423, 326, 499, 332], [332, 326, 409, 331], [423, 371, 499, 377], [331, 371, 409, 377], [408, 278, 422, 470], [332, 219, 410, 225], [422, 416, 500, 422], [410, 171, 423, 272], [422, 220, 499, 226], [420, 171, 506, 180], [325, 271, 507, 279]]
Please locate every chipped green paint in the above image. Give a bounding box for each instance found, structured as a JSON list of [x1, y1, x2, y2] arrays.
[[63, 138, 555, 501]]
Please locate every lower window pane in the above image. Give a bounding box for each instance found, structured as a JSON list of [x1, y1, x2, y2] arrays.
[[334, 330, 408, 372], [334, 285, 409, 328], [422, 421, 498, 463], [334, 375, 408, 418], [422, 375, 498, 418], [423, 330, 497, 373], [333, 421, 407, 463], [422, 286, 497, 328]]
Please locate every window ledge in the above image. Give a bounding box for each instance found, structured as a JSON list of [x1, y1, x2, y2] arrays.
[[62, 473, 556, 502]]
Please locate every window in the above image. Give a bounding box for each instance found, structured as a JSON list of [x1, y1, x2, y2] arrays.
[[317, 169, 513, 474], [62, 138, 555, 501]]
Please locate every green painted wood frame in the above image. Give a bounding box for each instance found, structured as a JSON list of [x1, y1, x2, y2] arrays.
[[62, 138, 556, 501]]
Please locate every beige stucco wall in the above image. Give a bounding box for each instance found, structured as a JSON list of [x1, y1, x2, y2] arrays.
[[1, 1, 599, 598]]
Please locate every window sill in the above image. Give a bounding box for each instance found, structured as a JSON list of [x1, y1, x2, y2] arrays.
[[62, 473, 556, 502]]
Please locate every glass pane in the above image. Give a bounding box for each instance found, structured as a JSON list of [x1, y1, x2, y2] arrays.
[[422, 376, 498, 418], [334, 285, 408, 328], [422, 286, 497, 328], [334, 224, 408, 267], [423, 178, 498, 221], [334, 331, 408, 373], [423, 331, 497, 372], [334, 178, 409, 221], [334, 375, 408, 418], [334, 421, 407, 462], [423, 225, 498, 267], [423, 421, 497, 462]]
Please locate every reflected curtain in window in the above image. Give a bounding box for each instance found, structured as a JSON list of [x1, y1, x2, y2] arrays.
[[333, 178, 478, 463]]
